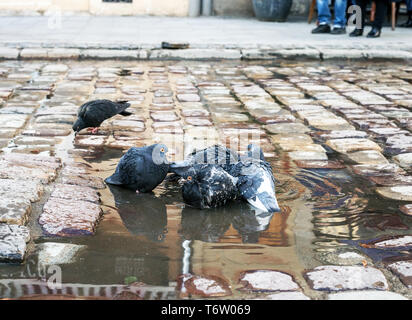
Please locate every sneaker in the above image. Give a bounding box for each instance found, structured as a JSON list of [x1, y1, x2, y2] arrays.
[[331, 26, 346, 34], [311, 24, 331, 34], [399, 18, 412, 28], [349, 28, 363, 37]]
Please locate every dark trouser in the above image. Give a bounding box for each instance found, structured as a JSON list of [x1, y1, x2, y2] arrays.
[[358, 0, 388, 29]]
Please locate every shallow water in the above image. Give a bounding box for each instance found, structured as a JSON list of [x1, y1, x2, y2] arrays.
[[0, 60, 411, 299]]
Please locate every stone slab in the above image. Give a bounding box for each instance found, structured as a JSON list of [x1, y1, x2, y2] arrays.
[[39, 197, 102, 237], [304, 266, 388, 291]]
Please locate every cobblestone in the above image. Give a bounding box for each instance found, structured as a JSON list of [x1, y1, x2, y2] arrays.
[[0, 59, 411, 299]]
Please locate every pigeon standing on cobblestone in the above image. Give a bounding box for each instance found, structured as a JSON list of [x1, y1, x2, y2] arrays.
[[72, 99, 132, 134], [105, 144, 169, 193], [175, 164, 238, 209]]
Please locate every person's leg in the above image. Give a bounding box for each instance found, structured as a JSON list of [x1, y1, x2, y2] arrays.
[[350, 0, 367, 35], [333, 0, 348, 27], [367, 0, 386, 36], [317, 0, 332, 25], [312, 0, 332, 33], [400, 0, 412, 27], [372, 0, 386, 29]]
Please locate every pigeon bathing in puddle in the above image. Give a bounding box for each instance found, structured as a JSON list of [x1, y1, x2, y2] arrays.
[[170, 144, 240, 173], [170, 144, 280, 213], [229, 144, 280, 213], [72, 99, 132, 134], [174, 164, 238, 209], [105, 144, 169, 193]]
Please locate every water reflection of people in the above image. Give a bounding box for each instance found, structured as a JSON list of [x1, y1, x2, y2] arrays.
[[108, 185, 168, 242], [180, 202, 274, 244]]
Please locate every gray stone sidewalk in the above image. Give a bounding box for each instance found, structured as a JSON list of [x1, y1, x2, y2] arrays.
[[1, 16, 412, 60]]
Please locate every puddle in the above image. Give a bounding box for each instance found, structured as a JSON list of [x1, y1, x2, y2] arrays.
[[0, 59, 411, 300]]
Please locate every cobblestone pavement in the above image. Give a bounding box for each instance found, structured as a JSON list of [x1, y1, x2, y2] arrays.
[[0, 59, 411, 300], [1, 17, 412, 61]]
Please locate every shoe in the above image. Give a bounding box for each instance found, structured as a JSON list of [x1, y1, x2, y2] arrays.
[[399, 18, 412, 28], [331, 26, 346, 34], [349, 28, 363, 37], [367, 27, 381, 38], [311, 24, 331, 34]]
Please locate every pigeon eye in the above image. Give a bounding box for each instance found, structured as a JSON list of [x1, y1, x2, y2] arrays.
[[187, 176, 192, 181], [160, 148, 165, 153]]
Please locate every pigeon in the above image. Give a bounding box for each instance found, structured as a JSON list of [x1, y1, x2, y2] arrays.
[[72, 99, 132, 134], [228, 144, 280, 213], [170, 144, 280, 213], [175, 164, 238, 209], [105, 144, 169, 193], [169, 144, 240, 175]]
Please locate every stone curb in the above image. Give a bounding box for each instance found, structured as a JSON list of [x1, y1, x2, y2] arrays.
[[1, 47, 412, 61]]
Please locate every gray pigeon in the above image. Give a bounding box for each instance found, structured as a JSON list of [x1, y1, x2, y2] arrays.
[[105, 144, 169, 193], [174, 164, 238, 209], [229, 144, 280, 213], [72, 99, 131, 133]]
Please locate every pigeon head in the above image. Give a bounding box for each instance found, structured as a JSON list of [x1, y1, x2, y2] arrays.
[[150, 143, 169, 165], [72, 118, 87, 133], [182, 177, 204, 209], [247, 144, 265, 161]]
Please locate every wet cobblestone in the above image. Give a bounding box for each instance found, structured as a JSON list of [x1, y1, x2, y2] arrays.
[[0, 59, 411, 300]]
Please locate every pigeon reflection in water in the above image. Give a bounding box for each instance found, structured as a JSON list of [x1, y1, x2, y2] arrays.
[[108, 185, 167, 242], [180, 202, 274, 244]]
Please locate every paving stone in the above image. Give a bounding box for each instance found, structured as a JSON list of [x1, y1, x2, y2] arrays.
[[393, 153, 412, 168], [177, 274, 232, 298], [351, 164, 404, 177], [326, 138, 382, 154], [328, 291, 407, 300], [344, 150, 389, 165], [0, 114, 29, 128], [265, 123, 309, 134], [62, 175, 106, 190], [376, 186, 412, 201], [0, 161, 57, 184], [42, 64, 69, 73], [152, 122, 183, 134], [215, 113, 249, 123], [150, 111, 179, 122], [0, 47, 19, 60], [294, 160, 346, 169], [39, 197, 102, 237], [35, 114, 76, 125], [0, 224, 30, 263], [74, 135, 107, 148], [177, 94, 200, 102], [51, 183, 100, 204], [0, 197, 32, 225], [287, 150, 328, 161], [21, 128, 71, 137], [257, 292, 310, 300], [312, 130, 368, 141], [367, 235, 412, 249], [304, 266, 388, 291], [151, 49, 241, 60], [181, 109, 210, 117], [20, 48, 48, 59], [400, 204, 412, 216], [369, 175, 412, 186], [81, 49, 138, 60], [387, 260, 412, 288], [238, 270, 300, 292], [0, 128, 18, 138], [35, 242, 86, 266], [184, 117, 213, 126]]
